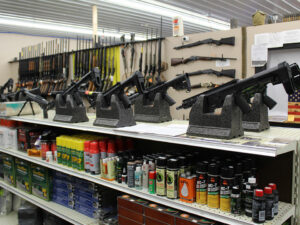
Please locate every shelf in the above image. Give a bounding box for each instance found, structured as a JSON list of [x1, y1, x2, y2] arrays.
[[0, 147, 295, 225], [0, 211, 18, 224], [0, 180, 98, 225], [2, 110, 299, 157]]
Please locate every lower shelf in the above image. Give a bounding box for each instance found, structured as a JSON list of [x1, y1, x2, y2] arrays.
[[0, 180, 98, 225], [0, 147, 295, 225]]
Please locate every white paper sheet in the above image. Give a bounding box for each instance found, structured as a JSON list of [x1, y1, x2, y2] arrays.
[[216, 59, 230, 67], [251, 44, 268, 67], [281, 29, 300, 44], [115, 123, 187, 136], [254, 32, 283, 48]]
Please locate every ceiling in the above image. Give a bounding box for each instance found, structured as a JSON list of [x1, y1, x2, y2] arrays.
[[0, 0, 298, 39]]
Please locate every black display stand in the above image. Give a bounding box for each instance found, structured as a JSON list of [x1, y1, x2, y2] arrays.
[[242, 93, 270, 132], [53, 94, 88, 123], [187, 95, 244, 139], [134, 93, 172, 123], [93, 94, 135, 128]]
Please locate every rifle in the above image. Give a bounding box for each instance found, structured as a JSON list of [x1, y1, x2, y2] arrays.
[[130, 73, 191, 106], [176, 62, 300, 113], [16, 87, 53, 119], [139, 43, 143, 73], [147, 29, 153, 86], [101, 38, 107, 92], [174, 37, 235, 50], [0, 79, 14, 102], [86, 71, 145, 108], [130, 33, 135, 73], [120, 35, 128, 78], [156, 17, 163, 83], [144, 29, 148, 78], [189, 82, 219, 90], [176, 69, 235, 78], [151, 30, 157, 84], [171, 55, 237, 66], [52, 67, 101, 106]]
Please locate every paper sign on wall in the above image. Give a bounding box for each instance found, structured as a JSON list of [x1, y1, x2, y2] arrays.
[[251, 44, 268, 67], [254, 32, 283, 48], [216, 59, 230, 67], [282, 29, 300, 44]]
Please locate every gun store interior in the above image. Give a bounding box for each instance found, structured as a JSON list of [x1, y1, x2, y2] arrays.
[[1, 1, 300, 225]]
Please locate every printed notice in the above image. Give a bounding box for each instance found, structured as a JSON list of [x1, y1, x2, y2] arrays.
[[282, 29, 300, 44], [216, 59, 230, 67], [251, 44, 268, 67]]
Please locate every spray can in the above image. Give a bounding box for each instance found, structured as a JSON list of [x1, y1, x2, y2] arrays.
[[116, 157, 124, 183], [264, 187, 274, 220], [135, 166, 142, 190], [84, 141, 90, 172], [252, 189, 266, 223], [234, 162, 243, 189], [102, 158, 108, 179], [107, 157, 116, 180], [245, 177, 257, 217], [268, 183, 278, 215], [89, 141, 100, 175], [121, 167, 127, 184], [142, 159, 149, 189], [196, 161, 208, 205], [178, 156, 187, 176], [156, 156, 167, 196], [242, 159, 251, 183], [231, 186, 242, 214], [220, 166, 234, 212], [127, 161, 136, 188], [107, 140, 117, 157], [99, 139, 107, 179], [126, 139, 134, 152], [116, 137, 124, 153], [149, 158, 156, 171], [207, 163, 220, 209], [149, 171, 156, 194], [166, 158, 179, 199], [77, 140, 84, 171]]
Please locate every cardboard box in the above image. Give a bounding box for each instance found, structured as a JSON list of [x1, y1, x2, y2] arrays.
[[117, 195, 144, 214], [118, 215, 143, 225], [15, 158, 31, 193], [176, 213, 216, 225], [145, 217, 169, 225], [31, 164, 51, 201], [3, 155, 16, 186], [144, 204, 177, 225], [118, 206, 144, 224]]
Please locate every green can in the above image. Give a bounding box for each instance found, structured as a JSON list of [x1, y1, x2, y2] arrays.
[[56, 137, 62, 164], [77, 140, 85, 171], [71, 140, 78, 169], [156, 156, 167, 196], [166, 158, 179, 199]]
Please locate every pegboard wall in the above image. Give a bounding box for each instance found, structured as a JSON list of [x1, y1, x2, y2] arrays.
[[119, 28, 244, 120]]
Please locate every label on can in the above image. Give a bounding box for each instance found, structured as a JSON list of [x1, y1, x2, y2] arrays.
[[127, 164, 135, 188], [156, 168, 166, 196], [89, 153, 100, 174], [196, 172, 207, 204], [207, 175, 220, 208], [166, 170, 178, 199], [220, 177, 233, 212]]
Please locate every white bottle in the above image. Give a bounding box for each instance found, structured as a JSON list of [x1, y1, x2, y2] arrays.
[[142, 160, 149, 189], [135, 166, 142, 190]]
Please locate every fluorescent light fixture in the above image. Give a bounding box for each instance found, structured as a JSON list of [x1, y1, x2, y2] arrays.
[[95, 0, 230, 30], [0, 15, 145, 40]]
